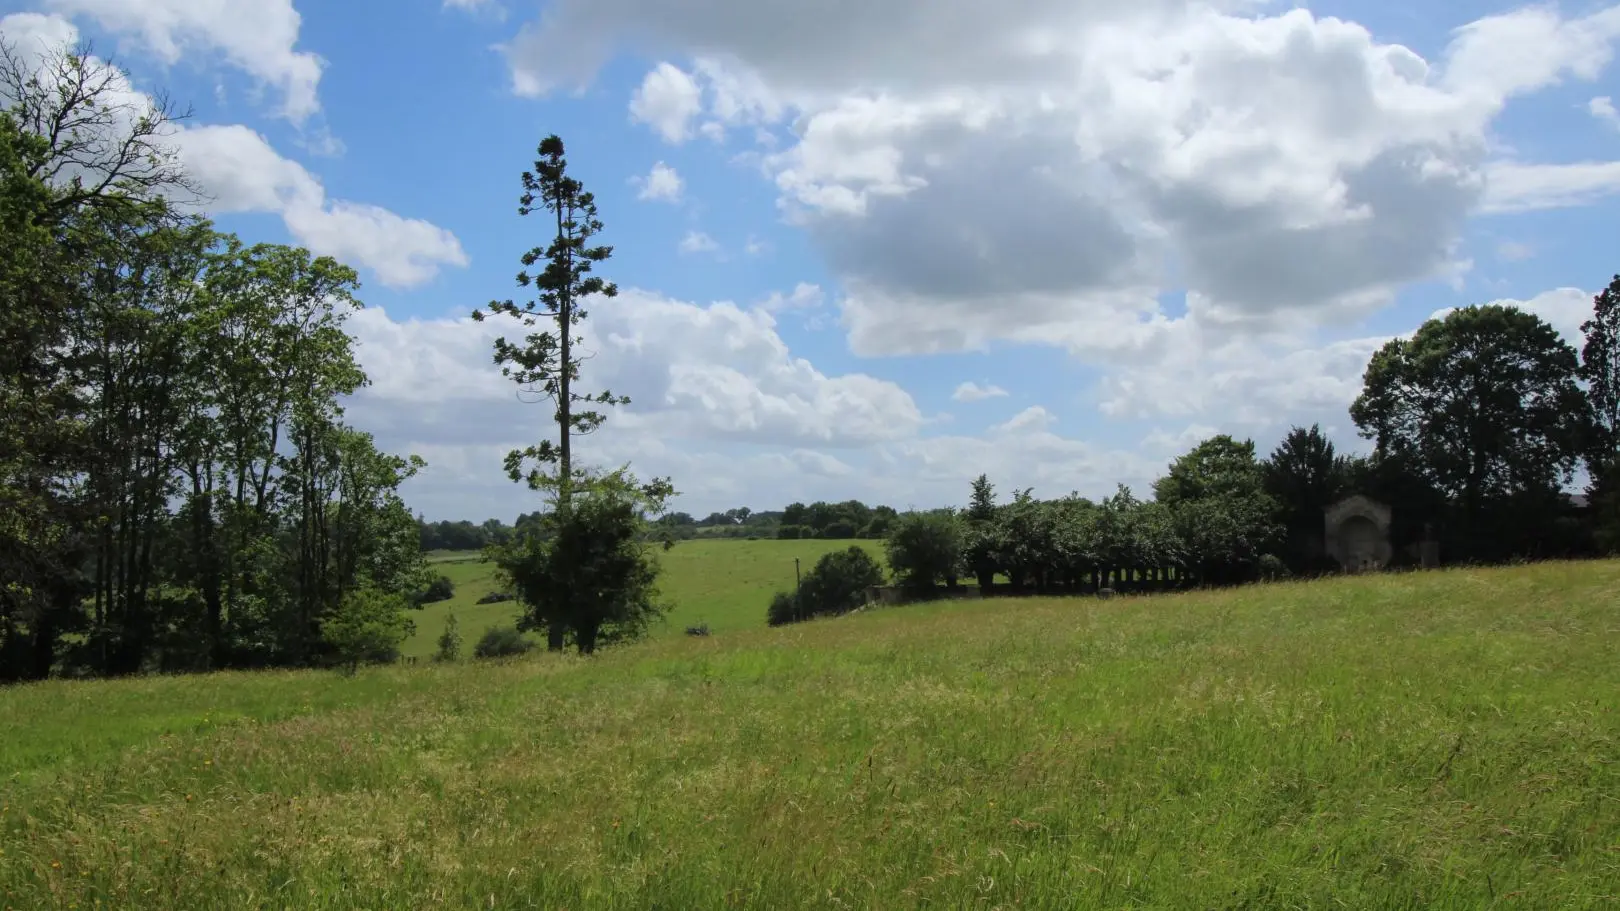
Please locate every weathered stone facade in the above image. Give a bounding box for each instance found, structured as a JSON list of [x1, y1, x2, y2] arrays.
[[1324, 494, 1393, 573]]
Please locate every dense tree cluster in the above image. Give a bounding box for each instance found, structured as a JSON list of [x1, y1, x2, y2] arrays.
[[778, 500, 897, 540], [855, 299, 1619, 616], [0, 43, 427, 681]]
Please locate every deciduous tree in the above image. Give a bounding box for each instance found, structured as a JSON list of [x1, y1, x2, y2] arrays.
[[1351, 305, 1589, 526]]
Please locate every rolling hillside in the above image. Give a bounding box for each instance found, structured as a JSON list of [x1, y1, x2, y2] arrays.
[[4, 560, 1619, 908]]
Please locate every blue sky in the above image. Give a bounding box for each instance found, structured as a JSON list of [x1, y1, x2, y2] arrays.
[[3, 0, 1619, 521]]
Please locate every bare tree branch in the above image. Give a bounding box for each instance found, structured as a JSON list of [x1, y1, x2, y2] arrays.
[[0, 36, 205, 221]]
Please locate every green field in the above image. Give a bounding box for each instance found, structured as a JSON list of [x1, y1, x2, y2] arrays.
[[4, 561, 1620, 908], [405, 538, 884, 656]]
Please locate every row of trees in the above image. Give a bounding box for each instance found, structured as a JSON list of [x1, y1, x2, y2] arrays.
[[1, 42, 429, 681], [771, 293, 1620, 625], [425, 498, 903, 548]]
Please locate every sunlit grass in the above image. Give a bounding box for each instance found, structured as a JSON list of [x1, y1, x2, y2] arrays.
[[4, 560, 1619, 908]]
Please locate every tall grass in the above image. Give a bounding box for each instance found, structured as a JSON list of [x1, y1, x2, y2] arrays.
[[3, 561, 1618, 908]]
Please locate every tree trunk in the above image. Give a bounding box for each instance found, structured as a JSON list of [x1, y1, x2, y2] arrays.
[[547, 621, 566, 652], [556, 197, 573, 510], [576, 621, 599, 656]]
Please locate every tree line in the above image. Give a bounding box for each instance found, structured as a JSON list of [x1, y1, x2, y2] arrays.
[[1, 42, 429, 681], [425, 500, 902, 548], [774, 294, 1620, 624]]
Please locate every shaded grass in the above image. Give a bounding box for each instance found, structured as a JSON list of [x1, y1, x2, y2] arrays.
[[402, 538, 883, 657], [4, 561, 1619, 908]]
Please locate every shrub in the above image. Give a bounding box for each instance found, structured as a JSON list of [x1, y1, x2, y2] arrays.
[[435, 612, 463, 662], [821, 520, 857, 539], [768, 546, 885, 626], [418, 574, 455, 605], [473, 625, 534, 659], [477, 591, 514, 605], [767, 590, 807, 627], [1257, 553, 1291, 582], [323, 587, 415, 674], [777, 524, 804, 540]]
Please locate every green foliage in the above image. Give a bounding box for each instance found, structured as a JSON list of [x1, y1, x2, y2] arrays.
[[967, 474, 997, 522], [1580, 275, 1620, 464], [1257, 554, 1290, 581], [435, 612, 463, 662], [471, 133, 627, 501], [821, 520, 857, 539], [1154, 436, 1281, 583], [766, 590, 805, 627], [767, 546, 885, 626], [493, 468, 675, 654], [1264, 424, 1352, 566], [419, 575, 455, 605], [1154, 435, 1268, 507], [472, 625, 534, 659], [1352, 304, 1589, 509], [0, 46, 428, 681], [802, 546, 885, 615], [884, 509, 966, 594], [321, 587, 414, 674], [777, 525, 805, 540]]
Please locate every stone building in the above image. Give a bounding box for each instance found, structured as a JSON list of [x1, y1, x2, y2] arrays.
[[1323, 494, 1393, 573]]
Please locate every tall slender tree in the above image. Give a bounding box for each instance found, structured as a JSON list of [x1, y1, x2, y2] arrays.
[[475, 135, 631, 650], [473, 135, 626, 511]]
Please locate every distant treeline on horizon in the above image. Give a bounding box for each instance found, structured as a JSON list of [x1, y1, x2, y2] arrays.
[[418, 500, 902, 551]]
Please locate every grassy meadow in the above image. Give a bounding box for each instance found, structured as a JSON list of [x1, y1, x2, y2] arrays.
[[4, 560, 1620, 908], [404, 538, 884, 656]]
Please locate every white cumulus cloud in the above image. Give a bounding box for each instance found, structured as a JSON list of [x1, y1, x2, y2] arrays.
[[678, 230, 718, 254], [45, 0, 325, 123], [175, 125, 468, 289], [629, 61, 703, 143], [951, 382, 1008, 403], [633, 161, 684, 202]]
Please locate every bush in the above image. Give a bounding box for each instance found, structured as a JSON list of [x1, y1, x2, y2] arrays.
[[435, 612, 463, 662], [768, 546, 884, 626], [477, 591, 514, 605], [418, 574, 455, 605], [767, 590, 807, 627], [323, 587, 415, 674], [821, 520, 857, 539], [777, 524, 804, 540], [1257, 553, 1291, 582], [473, 625, 534, 659]]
